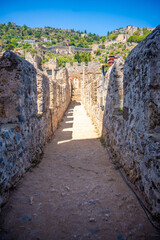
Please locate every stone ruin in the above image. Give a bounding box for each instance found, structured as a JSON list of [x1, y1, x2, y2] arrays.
[[34, 43, 92, 55], [80, 26, 160, 218], [0, 26, 159, 219], [0, 51, 71, 206]]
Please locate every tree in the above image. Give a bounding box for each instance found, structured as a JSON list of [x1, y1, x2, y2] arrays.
[[22, 42, 31, 50], [94, 49, 101, 56], [109, 50, 114, 55], [5, 43, 15, 50], [101, 36, 106, 43], [104, 56, 108, 63], [74, 52, 80, 63], [100, 44, 105, 49], [7, 22, 12, 28]]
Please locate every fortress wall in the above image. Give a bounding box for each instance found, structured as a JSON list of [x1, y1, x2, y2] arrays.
[[39, 45, 92, 54], [80, 62, 103, 134], [77, 26, 160, 217], [0, 51, 71, 206], [103, 27, 160, 218]]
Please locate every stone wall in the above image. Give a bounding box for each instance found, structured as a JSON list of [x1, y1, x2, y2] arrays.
[[0, 51, 71, 207], [81, 62, 104, 134], [103, 26, 160, 218], [74, 26, 160, 218], [66, 61, 104, 132], [37, 44, 92, 55]]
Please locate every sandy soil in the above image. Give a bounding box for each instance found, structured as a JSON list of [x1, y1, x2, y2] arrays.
[[0, 101, 159, 240]]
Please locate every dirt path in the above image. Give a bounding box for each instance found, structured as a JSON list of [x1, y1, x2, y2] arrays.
[[0, 101, 159, 240]]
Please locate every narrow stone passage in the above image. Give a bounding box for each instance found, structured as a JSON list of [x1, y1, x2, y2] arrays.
[[0, 101, 158, 240]]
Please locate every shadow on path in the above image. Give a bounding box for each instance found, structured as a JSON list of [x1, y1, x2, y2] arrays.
[[0, 101, 158, 240]]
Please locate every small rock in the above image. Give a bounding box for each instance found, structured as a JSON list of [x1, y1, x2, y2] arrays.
[[30, 196, 33, 205], [89, 227, 100, 234], [115, 193, 121, 197], [65, 186, 70, 191], [50, 188, 56, 192], [89, 200, 95, 204], [89, 218, 96, 222]]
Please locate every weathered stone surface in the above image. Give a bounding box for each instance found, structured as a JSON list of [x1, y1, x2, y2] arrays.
[[103, 26, 160, 218], [0, 26, 159, 220], [0, 51, 71, 207], [70, 27, 160, 218], [36, 44, 92, 55], [66, 62, 103, 134]]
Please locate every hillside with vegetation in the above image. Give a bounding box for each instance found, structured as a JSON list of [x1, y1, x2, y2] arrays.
[[0, 22, 154, 67], [0, 22, 102, 50]]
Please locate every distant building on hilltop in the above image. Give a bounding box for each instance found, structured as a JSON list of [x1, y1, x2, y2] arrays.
[[116, 33, 129, 43], [42, 37, 52, 43], [23, 40, 35, 44]]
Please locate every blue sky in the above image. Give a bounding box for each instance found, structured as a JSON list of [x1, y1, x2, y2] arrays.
[[0, 0, 159, 35]]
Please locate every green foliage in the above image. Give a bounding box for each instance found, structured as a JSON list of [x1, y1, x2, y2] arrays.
[[23, 42, 31, 50], [58, 56, 73, 67], [104, 56, 108, 63], [100, 44, 105, 49], [94, 49, 101, 56], [104, 65, 111, 71], [118, 43, 122, 48], [133, 30, 141, 36], [101, 36, 106, 43], [107, 32, 118, 41], [0, 23, 101, 51], [29, 49, 38, 56], [4, 43, 15, 50], [109, 50, 114, 55], [99, 137, 106, 147], [69, 41, 75, 46], [115, 50, 120, 54], [122, 45, 126, 51], [41, 51, 74, 67], [127, 35, 144, 43], [52, 40, 56, 45], [118, 107, 123, 111], [143, 27, 151, 36], [74, 52, 91, 64], [127, 28, 152, 43], [41, 58, 48, 64]]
